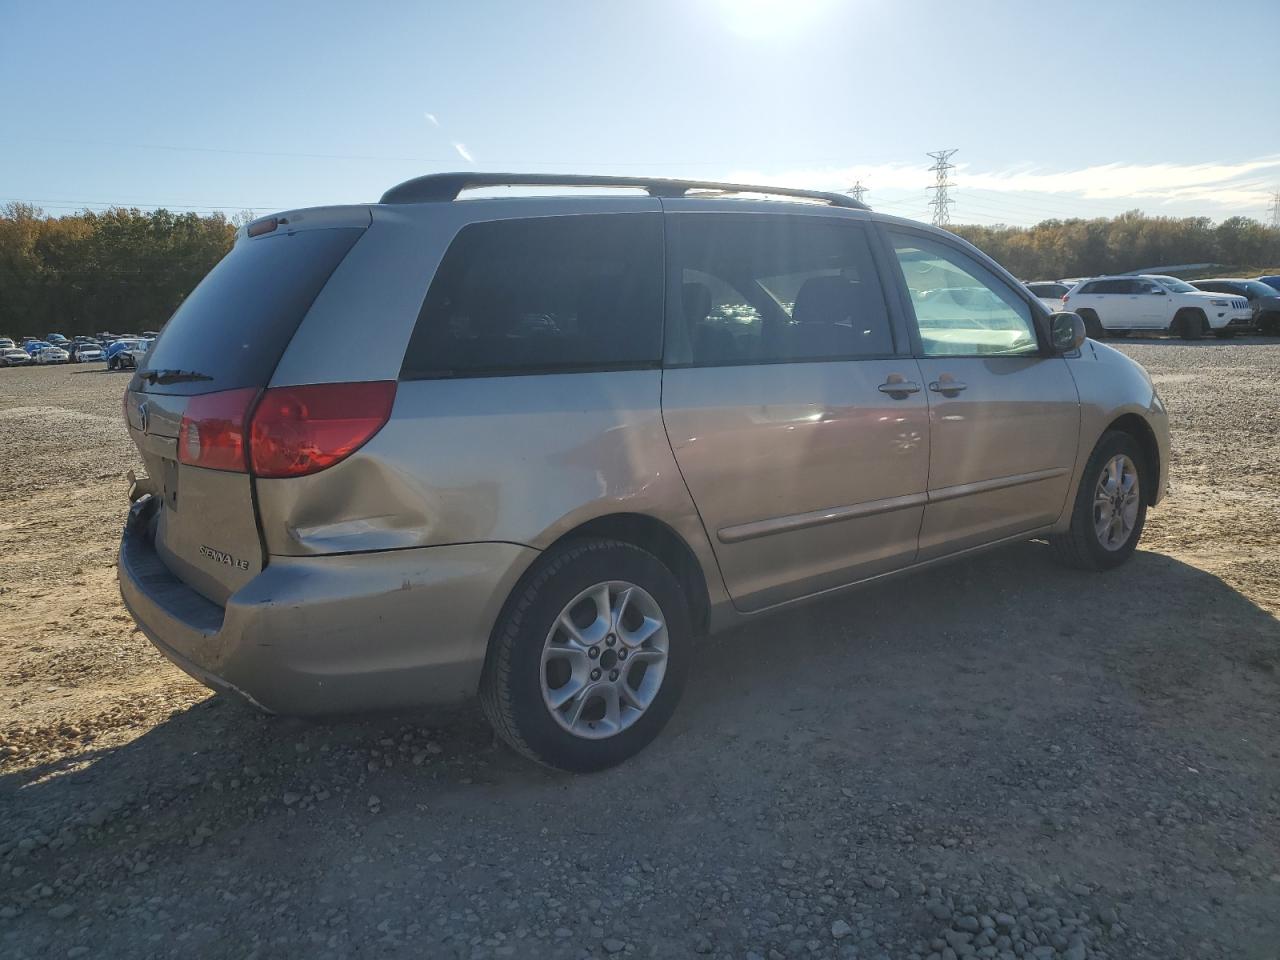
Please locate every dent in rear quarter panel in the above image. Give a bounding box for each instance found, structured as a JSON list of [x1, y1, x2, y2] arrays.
[[252, 369, 729, 612], [1061, 340, 1171, 519]]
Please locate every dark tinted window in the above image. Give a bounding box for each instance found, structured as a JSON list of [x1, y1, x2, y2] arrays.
[[1026, 282, 1068, 298], [139, 227, 363, 393], [1087, 279, 1133, 294], [667, 215, 893, 366], [401, 214, 663, 379]]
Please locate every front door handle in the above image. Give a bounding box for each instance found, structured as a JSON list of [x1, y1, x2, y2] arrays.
[[928, 379, 968, 395], [878, 379, 921, 397]]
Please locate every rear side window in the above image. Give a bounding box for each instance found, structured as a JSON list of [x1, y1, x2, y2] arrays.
[[141, 227, 364, 393], [401, 213, 663, 379], [666, 215, 894, 366]]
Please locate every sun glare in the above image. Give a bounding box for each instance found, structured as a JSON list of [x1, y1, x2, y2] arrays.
[[716, 0, 836, 38]]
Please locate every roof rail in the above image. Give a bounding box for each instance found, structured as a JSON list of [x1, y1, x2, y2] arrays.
[[378, 172, 870, 210]]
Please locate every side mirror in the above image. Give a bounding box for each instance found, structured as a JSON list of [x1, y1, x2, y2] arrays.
[[1050, 312, 1086, 353]]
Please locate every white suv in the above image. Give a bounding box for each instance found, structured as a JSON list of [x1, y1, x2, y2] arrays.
[[1065, 274, 1252, 340]]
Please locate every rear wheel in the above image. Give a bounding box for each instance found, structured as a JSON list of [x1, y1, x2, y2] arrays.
[[1050, 431, 1148, 571], [480, 539, 691, 772], [1176, 310, 1206, 340], [1078, 310, 1104, 340]]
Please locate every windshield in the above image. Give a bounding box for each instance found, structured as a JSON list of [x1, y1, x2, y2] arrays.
[[1237, 280, 1277, 298], [1155, 277, 1197, 293]]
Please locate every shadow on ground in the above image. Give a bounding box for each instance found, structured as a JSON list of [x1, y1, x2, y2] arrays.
[[3, 541, 1278, 958]]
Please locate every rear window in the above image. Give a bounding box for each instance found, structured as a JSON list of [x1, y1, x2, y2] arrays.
[[138, 227, 364, 393], [401, 213, 663, 379]]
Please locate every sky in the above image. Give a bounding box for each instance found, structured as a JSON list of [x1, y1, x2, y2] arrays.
[[3, 0, 1279, 228]]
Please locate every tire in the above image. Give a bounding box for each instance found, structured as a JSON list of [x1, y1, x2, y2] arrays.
[[107, 357, 117, 370], [1079, 310, 1104, 340], [480, 538, 691, 772], [1260, 313, 1280, 337], [1176, 311, 1205, 340], [1050, 430, 1148, 572]]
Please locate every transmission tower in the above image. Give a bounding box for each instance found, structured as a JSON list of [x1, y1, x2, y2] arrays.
[[847, 180, 868, 205], [927, 149, 958, 227], [1269, 189, 1280, 230]]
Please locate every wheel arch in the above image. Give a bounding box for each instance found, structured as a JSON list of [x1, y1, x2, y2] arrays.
[[1104, 413, 1161, 505], [545, 513, 712, 636]]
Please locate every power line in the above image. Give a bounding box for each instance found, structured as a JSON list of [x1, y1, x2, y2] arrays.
[[1270, 189, 1280, 230], [926, 149, 957, 227], [846, 180, 868, 205]]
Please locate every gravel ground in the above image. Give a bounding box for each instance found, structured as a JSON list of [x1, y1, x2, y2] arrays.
[[1, 343, 1278, 960]]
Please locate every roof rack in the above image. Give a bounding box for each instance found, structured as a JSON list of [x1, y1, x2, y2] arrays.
[[378, 173, 870, 210]]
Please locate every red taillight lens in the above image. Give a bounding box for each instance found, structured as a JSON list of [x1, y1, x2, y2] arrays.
[[249, 381, 396, 479], [178, 388, 257, 472]]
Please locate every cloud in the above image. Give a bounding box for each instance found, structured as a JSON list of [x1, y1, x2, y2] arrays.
[[725, 155, 1280, 212], [453, 142, 474, 163], [424, 112, 439, 127]]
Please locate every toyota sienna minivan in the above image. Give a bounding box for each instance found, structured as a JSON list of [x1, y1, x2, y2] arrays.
[[118, 174, 1169, 771]]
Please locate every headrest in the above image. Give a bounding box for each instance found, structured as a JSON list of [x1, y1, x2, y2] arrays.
[[792, 275, 859, 325]]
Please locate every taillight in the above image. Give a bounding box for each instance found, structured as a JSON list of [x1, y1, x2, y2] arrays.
[[249, 381, 396, 479], [178, 388, 257, 472]]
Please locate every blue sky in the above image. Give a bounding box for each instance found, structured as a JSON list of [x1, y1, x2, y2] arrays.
[[3, 0, 1278, 226]]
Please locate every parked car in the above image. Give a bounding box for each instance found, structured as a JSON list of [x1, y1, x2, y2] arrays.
[[68, 342, 106, 362], [1064, 274, 1252, 339], [36, 345, 70, 364], [47, 333, 69, 344], [1, 348, 32, 367], [106, 339, 145, 370], [1256, 276, 1280, 294], [117, 173, 1170, 771], [1190, 278, 1280, 335], [0, 337, 15, 351], [23, 339, 53, 358], [1024, 281, 1072, 313]]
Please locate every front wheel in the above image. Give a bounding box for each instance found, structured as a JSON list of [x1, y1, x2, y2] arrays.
[[480, 539, 691, 772], [1078, 310, 1104, 340], [1050, 431, 1148, 571], [1177, 312, 1206, 340]]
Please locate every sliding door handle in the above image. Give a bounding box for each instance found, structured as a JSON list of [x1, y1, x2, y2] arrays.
[[878, 379, 921, 397]]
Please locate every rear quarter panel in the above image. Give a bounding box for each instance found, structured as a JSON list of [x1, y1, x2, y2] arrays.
[[253, 369, 730, 610]]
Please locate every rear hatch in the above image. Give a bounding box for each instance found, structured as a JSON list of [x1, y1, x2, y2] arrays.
[[125, 211, 368, 604]]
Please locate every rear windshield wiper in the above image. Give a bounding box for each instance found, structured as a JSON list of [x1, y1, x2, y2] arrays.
[[142, 368, 214, 385]]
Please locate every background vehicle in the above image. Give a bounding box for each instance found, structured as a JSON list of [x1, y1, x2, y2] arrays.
[[68, 342, 106, 362], [23, 339, 53, 358], [118, 174, 1168, 772], [36, 346, 69, 364], [1025, 281, 1072, 313], [1256, 276, 1280, 294], [1064, 274, 1251, 339], [47, 333, 69, 345], [1, 348, 32, 367], [0, 337, 15, 351], [106, 339, 144, 370], [1191, 278, 1280, 335]]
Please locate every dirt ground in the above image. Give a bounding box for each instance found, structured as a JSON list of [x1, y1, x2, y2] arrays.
[[1, 343, 1278, 960]]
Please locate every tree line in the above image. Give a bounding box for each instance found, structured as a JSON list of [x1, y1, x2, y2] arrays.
[[1, 202, 1278, 338], [951, 210, 1280, 281], [0, 202, 237, 338]]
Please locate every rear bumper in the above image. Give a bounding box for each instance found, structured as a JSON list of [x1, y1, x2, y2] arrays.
[[118, 496, 538, 715]]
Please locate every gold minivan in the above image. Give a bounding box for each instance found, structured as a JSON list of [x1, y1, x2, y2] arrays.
[[118, 174, 1169, 771]]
